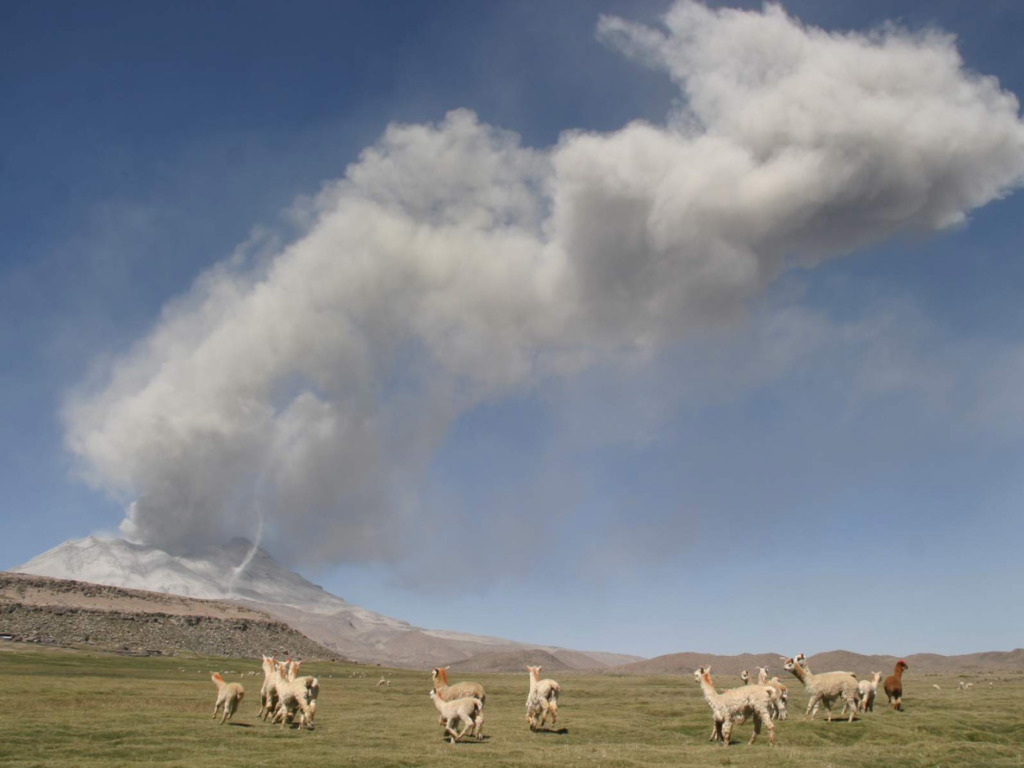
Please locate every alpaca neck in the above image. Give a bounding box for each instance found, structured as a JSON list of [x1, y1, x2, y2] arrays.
[[698, 674, 721, 706], [788, 663, 810, 685], [757, 669, 768, 685]]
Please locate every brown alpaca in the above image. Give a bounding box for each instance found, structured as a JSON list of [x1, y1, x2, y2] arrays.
[[883, 659, 908, 710]]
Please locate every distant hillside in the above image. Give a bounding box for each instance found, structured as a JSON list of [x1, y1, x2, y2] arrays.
[[0, 572, 340, 660], [611, 648, 1024, 677]]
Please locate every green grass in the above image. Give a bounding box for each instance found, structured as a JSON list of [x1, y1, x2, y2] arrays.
[[1, 645, 1021, 767]]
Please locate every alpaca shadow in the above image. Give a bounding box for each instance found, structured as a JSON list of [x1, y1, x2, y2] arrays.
[[226, 722, 255, 728], [532, 727, 569, 735], [444, 736, 490, 745]]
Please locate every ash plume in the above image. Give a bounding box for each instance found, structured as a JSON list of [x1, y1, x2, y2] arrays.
[[64, 2, 1024, 567]]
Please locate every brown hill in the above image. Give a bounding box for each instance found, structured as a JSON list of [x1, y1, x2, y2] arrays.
[[0, 572, 340, 660]]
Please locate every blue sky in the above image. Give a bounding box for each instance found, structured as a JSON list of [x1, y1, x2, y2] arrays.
[[3, 0, 1024, 659]]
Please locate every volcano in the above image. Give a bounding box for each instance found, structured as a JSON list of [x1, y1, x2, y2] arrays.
[[11, 536, 640, 669]]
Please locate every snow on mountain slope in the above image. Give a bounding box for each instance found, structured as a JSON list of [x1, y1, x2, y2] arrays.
[[12, 535, 407, 629], [11, 536, 643, 668]]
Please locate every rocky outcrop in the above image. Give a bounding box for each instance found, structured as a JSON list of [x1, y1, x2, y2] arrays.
[[0, 573, 340, 660]]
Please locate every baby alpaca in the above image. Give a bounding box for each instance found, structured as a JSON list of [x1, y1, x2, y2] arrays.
[[211, 673, 245, 724], [429, 691, 483, 743], [858, 671, 882, 712]]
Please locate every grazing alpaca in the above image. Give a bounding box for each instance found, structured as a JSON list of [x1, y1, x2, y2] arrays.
[[782, 655, 858, 722], [756, 666, 788, 720], [858, 671, 882, 712], [525, 665, 560, 731], [429, 691, 484, 743], [884, 659, 909, 710], [211, 673, 245, 724], [694, 666, 777, 746]]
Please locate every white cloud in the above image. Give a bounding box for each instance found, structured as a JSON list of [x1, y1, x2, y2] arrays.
[[64, 2, 1024, 568]]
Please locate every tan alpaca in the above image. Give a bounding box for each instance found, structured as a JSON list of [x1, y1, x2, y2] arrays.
[[211, 673, 245, 724]]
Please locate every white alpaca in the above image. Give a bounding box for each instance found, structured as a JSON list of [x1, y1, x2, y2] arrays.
[[694, 666, 777, 746], [756, 666, 788, 720], [782, 655, 858, 722], [270, 660, 318, 729], [429, 691, 483, 743], [858, 671, 882, 712], [258, 654, 280, 720], [525, 665, 560, 731]]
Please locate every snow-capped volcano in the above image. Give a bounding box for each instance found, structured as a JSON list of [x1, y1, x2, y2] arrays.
[[11, 536, 641, 669], [12, 535, 411, 632], [18, 536, 353, 610]]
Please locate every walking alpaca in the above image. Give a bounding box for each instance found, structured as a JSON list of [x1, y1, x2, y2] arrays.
[[756, 666, 788, 720], [211, 673, 245, 724], [694, 666, 777, 746], [429, 691, 484, 743], [858, 671, 882, 712], [781, 655, 858, 722], [525, 665, 560, 731], [884, 659, 909, 710]]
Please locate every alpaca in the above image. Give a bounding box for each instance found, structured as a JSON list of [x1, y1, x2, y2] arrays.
[[258, 655, 281, 720], [858, 671, 882, 712], [884, 659, 908, 710], [781, 655, 858, 722], [525, 665, 560, 731], [756, 666, 788, 720], [429, 691, 483, 743], [432, 667, 486, 707], [270, 659, 317, 729], [740, 670, 751, 685], [694, 666, 776, 746], [211, 673, 245, 724]]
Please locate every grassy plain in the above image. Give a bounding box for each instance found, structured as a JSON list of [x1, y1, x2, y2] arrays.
[[0, 644, 1021, 768]]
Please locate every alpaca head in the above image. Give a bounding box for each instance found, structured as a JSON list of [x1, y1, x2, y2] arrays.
[[782, 657, 796, 672], [693, 665, 713, 686], [896, 659, 909, 672], [740, 669, 749, 682], [526, 665, 542, 680]]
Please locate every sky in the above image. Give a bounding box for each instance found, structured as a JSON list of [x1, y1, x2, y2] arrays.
[[3, 0, 1024, 660]]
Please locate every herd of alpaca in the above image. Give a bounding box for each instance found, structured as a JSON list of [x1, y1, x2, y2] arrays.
[[692, 656, 910, 747], [209, 652, 912, 747]]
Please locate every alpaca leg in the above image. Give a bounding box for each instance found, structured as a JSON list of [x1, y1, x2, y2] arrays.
[[548, 700, 558, 724], [806, 695, 819, 720], [847, 694, 857, 722], [721, 718, 733, 747], [474, 712, 484, 739], [749, 712, 761, 745]]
